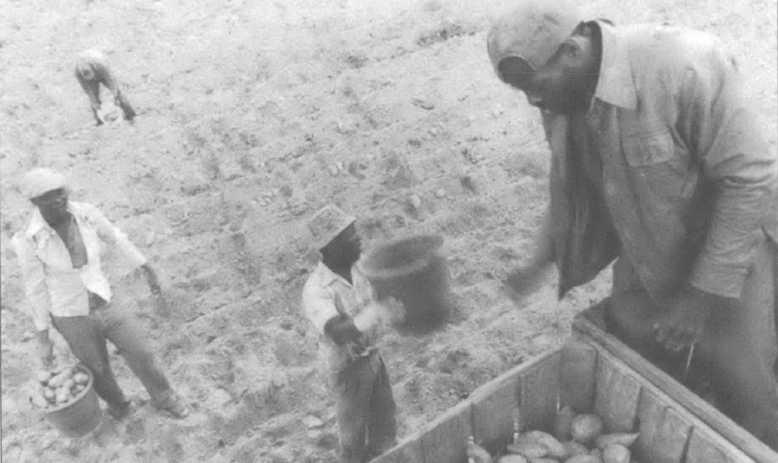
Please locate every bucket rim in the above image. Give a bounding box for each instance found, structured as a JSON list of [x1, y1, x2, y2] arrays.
[[361, 234, 444, 280], [42, 364, 95, 414]]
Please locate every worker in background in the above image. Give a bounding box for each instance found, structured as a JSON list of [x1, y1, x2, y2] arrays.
[[75, 49, 136, 125], [302, 204, 404, 463], [12, 168, 189, 420], [488, 0, 778, 450]]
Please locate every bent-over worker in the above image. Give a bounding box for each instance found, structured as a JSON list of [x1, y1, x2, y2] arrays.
[[75, 49, 136, 125]]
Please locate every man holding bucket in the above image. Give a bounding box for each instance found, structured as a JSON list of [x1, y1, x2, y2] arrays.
[[302, 204, 404, 463], [487, 0, 778, 449], [12, 168, 189, 421]]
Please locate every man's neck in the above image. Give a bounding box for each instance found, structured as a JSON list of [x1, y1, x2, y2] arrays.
[[323, 259, 355, 285]]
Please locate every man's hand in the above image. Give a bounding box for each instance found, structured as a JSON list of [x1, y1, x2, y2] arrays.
[[141, 264, 161, 297], [324, 315, 362, 345], [653, 285, 718, 351], [37, 339, 54, 368]]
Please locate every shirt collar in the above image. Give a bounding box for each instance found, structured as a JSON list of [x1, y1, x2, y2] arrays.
[[316, 259, 364, 287], [593, 20, 637, 110], [25, 203, 74, 240]]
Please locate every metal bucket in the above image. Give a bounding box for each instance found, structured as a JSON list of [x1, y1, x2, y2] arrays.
[[44, 364, 102, 438], [362, 234, 452, 332]]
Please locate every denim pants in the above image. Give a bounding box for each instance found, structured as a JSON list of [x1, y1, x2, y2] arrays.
[[332, 353, 397, 463], [50, 298, 172, 409]]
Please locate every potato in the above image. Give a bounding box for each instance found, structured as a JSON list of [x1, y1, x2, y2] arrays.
[[529, 459, 558, 463], [594, 433, 639, 450], [31, 392, 49, 408], [56, 390, 70, 403], [522, 431, 569, 460], [602, 445, 629, 463], [42, 387, 55, 400], [507, 441, 548, 459], [555, 405, 576, 441], [570, 414, 603, 444], [564, 441, 589, 457], [564, 455, 599, 463], [37, 370, 52, 384], [63, 379, 76, 390], [498, 455, 528, 463], [73, 372, 89, 385], [589, 448, 603, 463]]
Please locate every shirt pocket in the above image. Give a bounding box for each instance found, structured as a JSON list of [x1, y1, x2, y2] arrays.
[[621, 130, 693, 209], [622, 130, 674, 166]]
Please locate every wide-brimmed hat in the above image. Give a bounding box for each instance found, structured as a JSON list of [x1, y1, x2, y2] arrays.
[[487, 0, 581, 81], [308, 204, 356, 251], [21, 168, 67, 199]]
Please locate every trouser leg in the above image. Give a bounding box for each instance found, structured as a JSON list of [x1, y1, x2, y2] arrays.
[[51, 314, 126, 407], [114, 89, 136, 121], [367, 355, 397, 459], [99, 306, 172, 408], [333, 358, 373, 463]]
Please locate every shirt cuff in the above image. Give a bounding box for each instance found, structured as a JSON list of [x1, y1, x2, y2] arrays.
[[689, 259, 748, 299]]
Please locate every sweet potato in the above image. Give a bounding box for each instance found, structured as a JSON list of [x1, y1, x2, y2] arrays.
[[602, 444, 629, 463], [570, 414, 603, 445], [594, 433, 639, 449]]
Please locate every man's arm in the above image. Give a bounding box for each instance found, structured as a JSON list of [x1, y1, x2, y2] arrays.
[[302, 284, 361, 345], [12, 233, 55, 366], [679, 46, 776, 298], [82, 203, 160, 292], [655, 43, 776, 350]]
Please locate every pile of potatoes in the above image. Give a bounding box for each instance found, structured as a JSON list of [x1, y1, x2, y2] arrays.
[[468, 407, 641, 463], [29, 365, 90, 410]]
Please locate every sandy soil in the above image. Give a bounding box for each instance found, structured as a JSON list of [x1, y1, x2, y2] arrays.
[[1, 0, 775, 461]]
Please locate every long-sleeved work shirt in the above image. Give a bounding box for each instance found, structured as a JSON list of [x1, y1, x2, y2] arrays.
[[74, 49, 121, 106], [302, 261, 387, 373], [540, 21, 777, 300], [12, 201, 147, 331]]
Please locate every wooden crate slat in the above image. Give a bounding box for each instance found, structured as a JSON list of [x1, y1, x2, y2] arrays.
[[634, 388, 692, 463], [420, 400, 472, 463], [559, 340, 597, 413], [685, 426, 758, 463], [371, 435, 425, 463], [470, 374, 519, 457], [519, 350, 561, 433], [574, 309, 778, 463], [593, 350, 641, 432]]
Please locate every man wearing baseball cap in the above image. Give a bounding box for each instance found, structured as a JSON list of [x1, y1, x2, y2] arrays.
[[488, 0, 778, 449], [12, 168, 189, 420], [302, 204, 403, 463], [75, 49, 136, 125]]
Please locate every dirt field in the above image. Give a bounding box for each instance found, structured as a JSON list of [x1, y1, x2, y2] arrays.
[[1, 0, 775, 461]]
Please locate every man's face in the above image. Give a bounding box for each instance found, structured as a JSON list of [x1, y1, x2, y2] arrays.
[[31, 188, 69, 224], [325, 224, 362, 267], [500, 40, 595, 114]]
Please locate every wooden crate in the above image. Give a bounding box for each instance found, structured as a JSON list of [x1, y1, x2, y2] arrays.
[[572, 304, 778, 463], [373, 338, 768, 463]]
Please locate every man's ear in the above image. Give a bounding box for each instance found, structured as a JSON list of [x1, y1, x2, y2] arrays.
[[561, 37, 582, 59]]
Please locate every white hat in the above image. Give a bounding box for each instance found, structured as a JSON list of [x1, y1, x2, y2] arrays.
[[308, 204, 356, 250], [21, 168, 67, 199]]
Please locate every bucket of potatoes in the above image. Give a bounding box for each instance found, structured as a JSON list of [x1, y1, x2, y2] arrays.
[[29, 364, 103, 437]]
